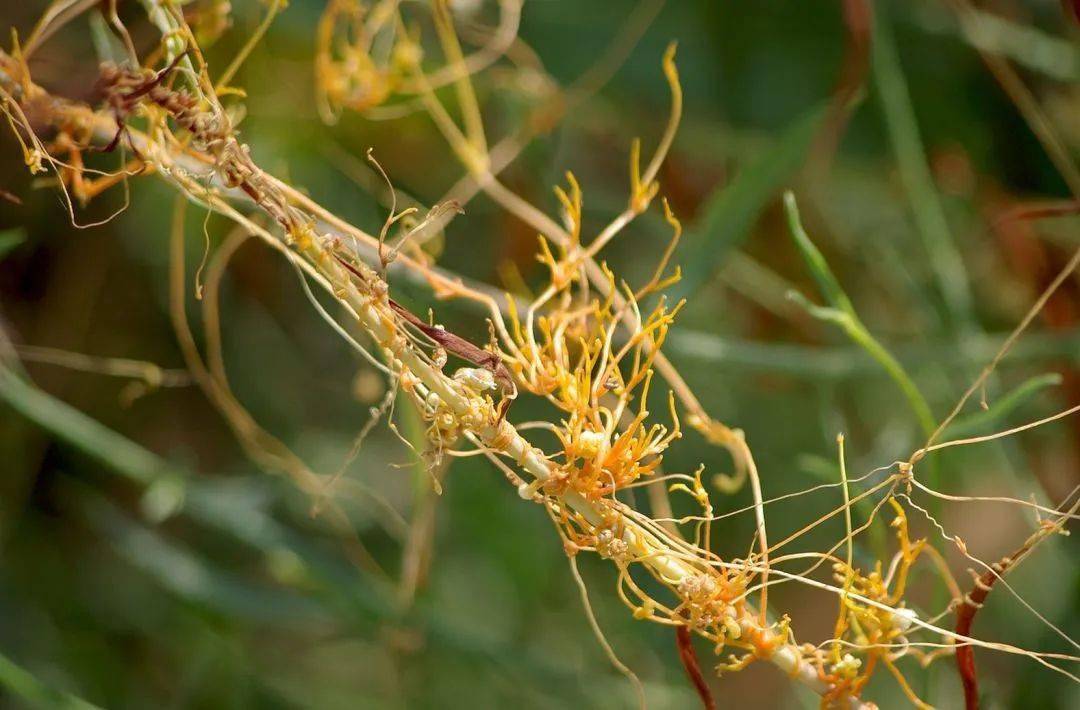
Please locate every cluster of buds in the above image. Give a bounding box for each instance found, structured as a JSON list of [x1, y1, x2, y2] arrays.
[[676, 573, 741, 638], [593, 527, 629, 563], [816, 499, 929, 706], [497, 174, 684, 500]]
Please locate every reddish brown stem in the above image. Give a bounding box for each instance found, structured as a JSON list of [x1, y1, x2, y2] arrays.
[[954, 527, 1057, 710], [954, 571, 993, 709], [675, 625, 715, 710]]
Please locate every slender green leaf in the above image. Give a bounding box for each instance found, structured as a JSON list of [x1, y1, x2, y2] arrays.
[[784, 193, 936, 441], [668, 328, 1080, 379], [671, 104, 827, 301], [0, 368, 165, 485], [0, 652, 102, 710], [873, 9, 974, 328], [784, 191, 854, 316], [944, 373, 1063, 439]]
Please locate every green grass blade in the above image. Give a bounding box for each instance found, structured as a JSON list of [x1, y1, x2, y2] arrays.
[[0, 368, 164, 485], [668, 329, 1080, 379], [671, 104, 827, 301], [783, 192, 854, 315], [0, 652, 103, 710], [944, 373, 1063, 439], [872, 9, 974, 328], [784, 194, 936, 439]]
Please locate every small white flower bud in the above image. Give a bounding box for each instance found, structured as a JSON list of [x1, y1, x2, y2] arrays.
[[453, 367, 496, 392], [890, 607, 918, 633]]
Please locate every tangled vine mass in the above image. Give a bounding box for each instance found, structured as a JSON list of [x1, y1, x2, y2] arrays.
[[1, 1, 1078, 708]]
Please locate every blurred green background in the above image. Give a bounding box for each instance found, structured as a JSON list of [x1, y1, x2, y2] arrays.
[[1, 0, 1079, 707]]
